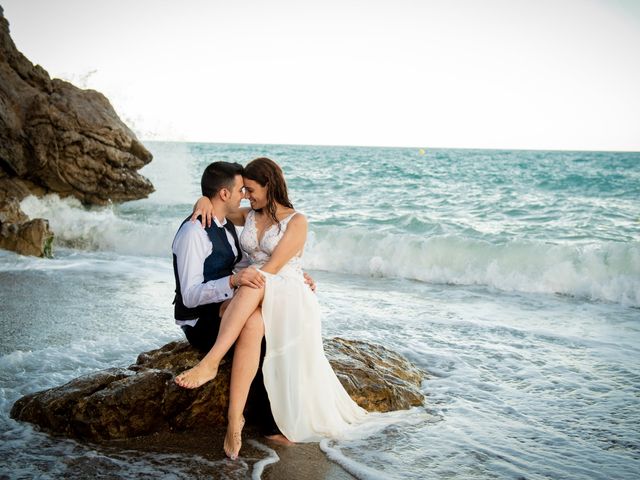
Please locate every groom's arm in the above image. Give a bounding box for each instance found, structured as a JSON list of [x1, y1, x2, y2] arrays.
[[173, 222, 235, 307]]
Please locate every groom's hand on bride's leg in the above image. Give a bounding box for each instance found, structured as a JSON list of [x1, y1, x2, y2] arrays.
[[234, 268, 265, 289]]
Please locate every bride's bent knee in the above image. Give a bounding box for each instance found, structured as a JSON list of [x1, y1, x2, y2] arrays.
[[237, 284, 265, 298]]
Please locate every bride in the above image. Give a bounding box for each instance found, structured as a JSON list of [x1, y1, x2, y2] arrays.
[[175, 157, 367, 458]]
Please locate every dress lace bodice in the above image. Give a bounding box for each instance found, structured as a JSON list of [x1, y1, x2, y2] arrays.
[[240, 210, 303, 275]]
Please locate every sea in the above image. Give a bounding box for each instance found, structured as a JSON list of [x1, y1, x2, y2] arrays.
[[1, 142, 639, 479]]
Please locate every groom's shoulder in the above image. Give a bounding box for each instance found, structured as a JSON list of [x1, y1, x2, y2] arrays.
[[172, 219, 210, 254]]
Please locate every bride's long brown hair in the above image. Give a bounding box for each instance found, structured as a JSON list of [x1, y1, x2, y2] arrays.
[[244, 157, 293, 231]]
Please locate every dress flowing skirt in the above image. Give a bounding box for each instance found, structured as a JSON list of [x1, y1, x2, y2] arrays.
[[259, 266, 368, 442]]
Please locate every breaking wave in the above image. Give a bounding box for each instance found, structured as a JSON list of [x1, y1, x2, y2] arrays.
[[19, 195, 640, 307], [304, 226, 640, 307]]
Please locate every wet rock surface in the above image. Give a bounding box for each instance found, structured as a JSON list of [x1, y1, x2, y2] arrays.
[[11, 338, 426, 441]]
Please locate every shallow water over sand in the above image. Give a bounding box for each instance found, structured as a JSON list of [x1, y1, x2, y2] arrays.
[[1, 142, 639, 478]]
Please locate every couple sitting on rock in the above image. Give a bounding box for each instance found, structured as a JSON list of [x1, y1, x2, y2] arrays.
[[171, 158, 368, 460]]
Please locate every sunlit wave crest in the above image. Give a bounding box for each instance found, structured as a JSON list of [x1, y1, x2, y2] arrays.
[[19, 194, 640, 307]]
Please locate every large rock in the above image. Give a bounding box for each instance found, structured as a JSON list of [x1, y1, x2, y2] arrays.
[[10, 338, 426, 441], [0, 6, 154, 257]]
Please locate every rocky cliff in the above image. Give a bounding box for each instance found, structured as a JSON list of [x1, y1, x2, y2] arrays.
[[11, 338, 426, 441], [0, 6, 154, 257]]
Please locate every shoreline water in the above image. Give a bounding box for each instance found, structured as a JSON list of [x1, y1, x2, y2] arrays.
[[94, 427, 356, 480], [1, 142, 639, 479]]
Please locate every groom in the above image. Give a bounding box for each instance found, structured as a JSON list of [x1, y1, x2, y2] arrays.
[[172, 161, 280, 437]]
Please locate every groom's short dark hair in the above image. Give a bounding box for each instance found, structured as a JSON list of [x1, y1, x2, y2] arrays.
[[201, 162, 244, 198]]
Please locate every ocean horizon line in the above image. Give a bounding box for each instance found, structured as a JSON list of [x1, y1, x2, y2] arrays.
[[140, 138, 640, 155]]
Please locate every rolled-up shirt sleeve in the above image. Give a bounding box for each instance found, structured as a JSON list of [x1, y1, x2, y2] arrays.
[[172, 222, 234, 307]]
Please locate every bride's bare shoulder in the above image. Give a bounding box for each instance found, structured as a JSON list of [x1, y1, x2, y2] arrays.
[[287, 211, 307, 227]]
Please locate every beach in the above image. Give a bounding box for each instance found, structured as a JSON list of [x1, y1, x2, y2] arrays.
[[1, 142, 639, 479]]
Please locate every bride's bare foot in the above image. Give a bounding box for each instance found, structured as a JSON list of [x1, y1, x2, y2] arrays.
[[174, 361, 218, 389], [265, 433, 294, 446], [224, 416, 245, 460]]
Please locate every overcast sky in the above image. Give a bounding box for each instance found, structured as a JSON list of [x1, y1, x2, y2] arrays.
[[3, 0, 640, 151]]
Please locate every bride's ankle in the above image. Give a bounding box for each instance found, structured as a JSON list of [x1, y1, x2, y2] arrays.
[[227, 415, 245, 427]]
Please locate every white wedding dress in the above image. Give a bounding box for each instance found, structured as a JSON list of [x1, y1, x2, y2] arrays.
[[240, 210, 368, 442]]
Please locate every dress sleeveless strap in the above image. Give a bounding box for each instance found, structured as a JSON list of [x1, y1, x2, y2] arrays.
[[280, 211, 297, 226]]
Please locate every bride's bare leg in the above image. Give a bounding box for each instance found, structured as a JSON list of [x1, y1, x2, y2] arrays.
[[175, 285, 265, 388], [224, 308, 264, 459]]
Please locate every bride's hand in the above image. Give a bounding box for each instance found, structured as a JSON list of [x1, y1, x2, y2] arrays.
[[191, 196, 214, 227]]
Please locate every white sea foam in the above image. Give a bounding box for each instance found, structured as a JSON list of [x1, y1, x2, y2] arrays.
[[20, 194, 176, 257], [0, 331, 176, 393], [320, 439, 389, 480], [247, 440, 279, 480], [304, 227, 640, 307], [17, 194, 640, 307], [317, 409, 432, 479]]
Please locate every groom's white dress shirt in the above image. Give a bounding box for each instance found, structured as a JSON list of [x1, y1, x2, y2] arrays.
[[172, 216, 248, 326]]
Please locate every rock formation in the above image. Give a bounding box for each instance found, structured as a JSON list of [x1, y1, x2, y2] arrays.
[[11, 338, 426, 441], [0, 6, 154, 257]]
